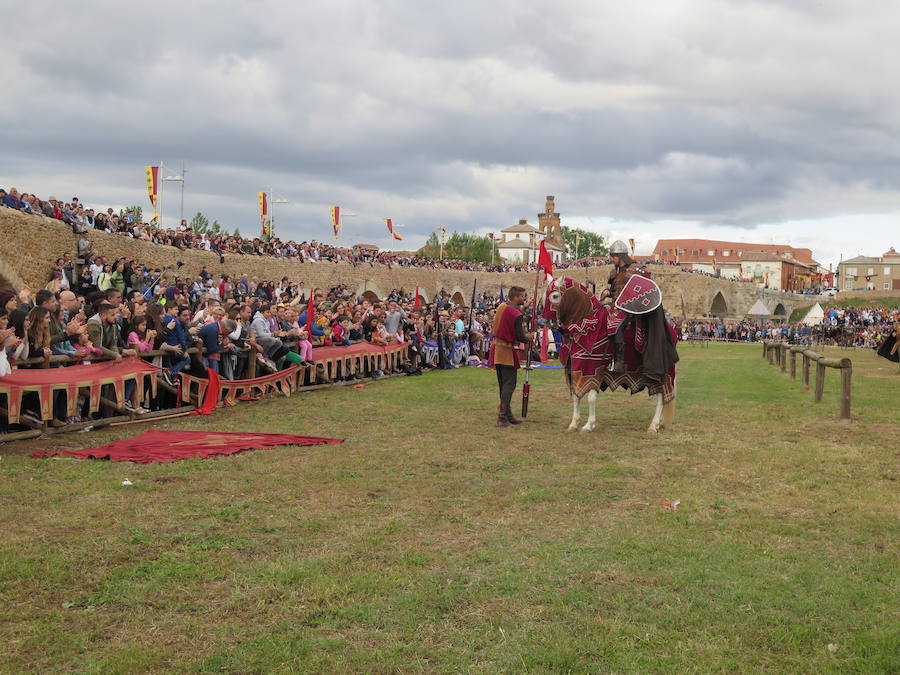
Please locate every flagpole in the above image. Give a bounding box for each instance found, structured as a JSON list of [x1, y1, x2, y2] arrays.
[[158, 159, 164, 228]]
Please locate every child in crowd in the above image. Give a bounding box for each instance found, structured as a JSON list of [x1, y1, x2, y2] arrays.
[[331, 318, 351, 346], [371, 319, 388, 346], [127, 316, 157, 354]]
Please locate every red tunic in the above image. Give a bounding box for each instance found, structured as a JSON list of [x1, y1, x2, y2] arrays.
[[489, 302, 524, 368]]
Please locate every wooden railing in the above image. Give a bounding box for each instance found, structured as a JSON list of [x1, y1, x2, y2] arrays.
[[762, 341, 852, 422]]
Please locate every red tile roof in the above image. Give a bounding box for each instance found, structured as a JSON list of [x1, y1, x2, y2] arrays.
[[652, 238, 818, 266]]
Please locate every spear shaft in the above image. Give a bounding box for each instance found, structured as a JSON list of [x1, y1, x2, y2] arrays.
[[521, 267, 542, 417]]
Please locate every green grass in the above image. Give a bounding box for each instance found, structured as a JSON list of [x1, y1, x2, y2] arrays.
[[1, 343, 898, 673]]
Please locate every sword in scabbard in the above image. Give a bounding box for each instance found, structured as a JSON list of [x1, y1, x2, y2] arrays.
[[521, 267, 543, 417]]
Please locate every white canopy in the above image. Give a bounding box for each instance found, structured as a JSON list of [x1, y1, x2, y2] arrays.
[[801, 302, 825, 326], [746, 299, 771, 317]]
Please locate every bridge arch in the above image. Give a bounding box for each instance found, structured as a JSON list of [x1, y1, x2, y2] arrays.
[[773, 302, 787, 318], [450, 289, 466, 306], [355, 281, 385, 303], [710, 291, 728, 316]]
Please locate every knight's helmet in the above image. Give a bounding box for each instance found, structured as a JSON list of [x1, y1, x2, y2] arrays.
[[609, 239, 634, 266], [609, 240, 629, 255]]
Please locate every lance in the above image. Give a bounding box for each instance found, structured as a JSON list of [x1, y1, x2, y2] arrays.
[[521, 266, 543, 417], [433, 296, 447, 369], [143, 260, 184, 300], [467, 279, 477, 357]]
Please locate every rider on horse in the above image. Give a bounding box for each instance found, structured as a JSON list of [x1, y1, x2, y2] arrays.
[[603, 240, 648, 373]]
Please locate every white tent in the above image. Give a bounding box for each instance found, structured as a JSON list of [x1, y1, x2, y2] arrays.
[[746, 299, 771, 317], [801, 302, 824, 326]]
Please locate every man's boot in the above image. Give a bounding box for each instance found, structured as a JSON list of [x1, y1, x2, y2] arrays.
[[505, 411, 524, 424], [497, 413, 511, 427]]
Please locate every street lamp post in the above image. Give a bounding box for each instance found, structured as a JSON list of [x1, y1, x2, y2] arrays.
[[269, 189, 289, 239], [179, 160, 187, 223], [160, 162, 184, 229]]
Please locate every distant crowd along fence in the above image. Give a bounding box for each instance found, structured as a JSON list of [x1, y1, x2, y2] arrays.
[[761, 341, 852, 422], [0, 341, 410, 442]]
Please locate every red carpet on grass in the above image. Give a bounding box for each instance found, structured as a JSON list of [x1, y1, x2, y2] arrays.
[[32, 430, 343, 463]]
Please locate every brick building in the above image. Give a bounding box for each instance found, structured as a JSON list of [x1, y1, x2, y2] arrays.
[[651, 238, 827, 291]]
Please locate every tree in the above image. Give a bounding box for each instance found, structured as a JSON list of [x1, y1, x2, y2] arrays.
[[232, 228, 241, 238], [209, 220, 223, 237], [561, 226, 607, 259], [190, 211, 209, 234], [120, 205, 142, 223], [417, 231, 499, 262]]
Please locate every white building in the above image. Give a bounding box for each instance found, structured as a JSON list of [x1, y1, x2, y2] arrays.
[[496, 218, 564, 265]]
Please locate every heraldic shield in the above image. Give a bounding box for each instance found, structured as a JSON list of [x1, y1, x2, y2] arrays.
[[614, 274, 662, 314]]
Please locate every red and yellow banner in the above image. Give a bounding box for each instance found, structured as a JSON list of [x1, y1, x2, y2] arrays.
[[331, 206, 341, 239], [385, 218, 403, 241], [628, 238, 635, 253], [258, 192, 269, 236], [145, 165, 159, 221]]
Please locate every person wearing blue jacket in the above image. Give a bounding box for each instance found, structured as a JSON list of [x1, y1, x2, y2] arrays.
[[160, 304, 193, 385], [197, 317, 236, 374], [297, 306, 325, 336]]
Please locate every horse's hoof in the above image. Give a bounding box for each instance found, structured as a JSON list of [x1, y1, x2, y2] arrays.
[[566, 424, 578, 432], [580, 425, 595, 433], [647, 425, 659, 434]]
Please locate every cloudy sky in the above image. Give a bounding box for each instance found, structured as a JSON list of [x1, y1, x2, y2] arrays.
[[3, 0, 899, 268]]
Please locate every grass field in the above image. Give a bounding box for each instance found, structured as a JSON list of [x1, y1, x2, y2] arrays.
[[1, 343, 898, 673]]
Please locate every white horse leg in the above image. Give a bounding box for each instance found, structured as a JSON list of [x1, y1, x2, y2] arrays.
[[567, 393, 581, 431], [580, 390, 598, 432], [647, 393, 664, 434], [661, 380, 677, 428]]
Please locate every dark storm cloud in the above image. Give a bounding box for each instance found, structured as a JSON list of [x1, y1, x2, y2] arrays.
[[2, 0, 900, 247]]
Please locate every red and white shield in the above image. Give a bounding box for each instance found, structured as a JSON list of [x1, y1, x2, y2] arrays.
[[614, 274, 662, 314]]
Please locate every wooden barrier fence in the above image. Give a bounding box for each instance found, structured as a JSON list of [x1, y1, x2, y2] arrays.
[[761, 340, 852, 421], [1, 341, 407, 442]]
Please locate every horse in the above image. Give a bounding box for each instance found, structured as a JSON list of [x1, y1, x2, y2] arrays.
[[542, 277, 678, 433]]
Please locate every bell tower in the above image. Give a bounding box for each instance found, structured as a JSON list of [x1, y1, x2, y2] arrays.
[[538, 195, 563, 248]]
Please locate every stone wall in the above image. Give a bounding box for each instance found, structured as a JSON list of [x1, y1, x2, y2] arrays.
[[0, 208, 834, 319]]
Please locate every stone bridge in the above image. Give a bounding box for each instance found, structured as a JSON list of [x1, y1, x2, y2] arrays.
[[0, 209, 816, 319]]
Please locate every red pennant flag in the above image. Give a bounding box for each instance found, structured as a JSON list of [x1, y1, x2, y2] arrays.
[[414, 286, 421, 308], [385, 218, 404, 241], [538, 239, 553, 278], [306, 295, 315, 335]]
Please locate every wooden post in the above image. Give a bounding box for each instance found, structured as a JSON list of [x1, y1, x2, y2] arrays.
[[789, 348, 797, 380], [762, 341, 767, 358], [247, 348, 257, 378], [767, 343, 775, 365], [840, 364, 852, 421], [779, 344, 787, 372], [814, 361, 826, 403], [802, 353, 810, 390]]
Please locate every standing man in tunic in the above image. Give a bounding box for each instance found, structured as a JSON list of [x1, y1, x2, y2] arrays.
[[489, 286, 532, 427]]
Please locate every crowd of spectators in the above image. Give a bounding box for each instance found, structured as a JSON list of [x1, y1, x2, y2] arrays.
[[0, 235, 514, 433], [680, 304, 900, 348], [2, 183, 796, 286]]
